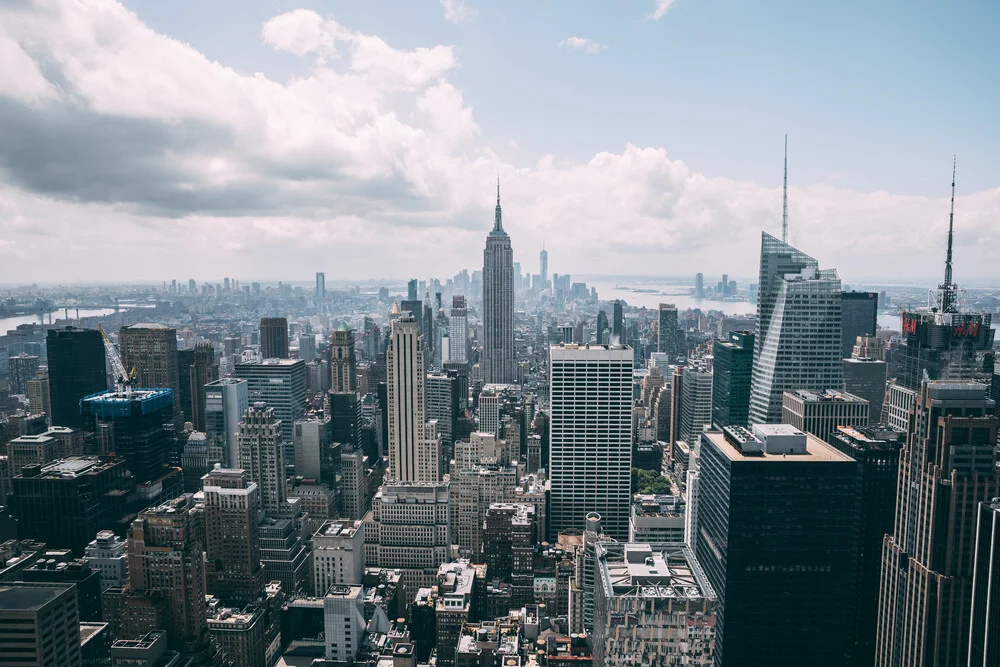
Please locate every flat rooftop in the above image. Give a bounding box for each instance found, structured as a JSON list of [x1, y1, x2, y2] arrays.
[[704, 429, 854, 463], [0, 583, 71, 611], [597, 543, 716, 602], [785, 389, 867, 404]]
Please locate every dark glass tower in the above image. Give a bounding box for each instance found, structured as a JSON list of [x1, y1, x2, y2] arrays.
[[612, 300, 624, 343], [46, 327, 106, 428], [696, 425, 859, 666], [259, 317, 289, 359], [711, 330, 754, 428], [841, 291, 878, 358]]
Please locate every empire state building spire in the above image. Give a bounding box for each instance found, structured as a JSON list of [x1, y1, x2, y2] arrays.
[[493, 177, 503, 233]]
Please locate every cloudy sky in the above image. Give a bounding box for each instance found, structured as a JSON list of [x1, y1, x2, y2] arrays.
[[0, 0, 998, 284]]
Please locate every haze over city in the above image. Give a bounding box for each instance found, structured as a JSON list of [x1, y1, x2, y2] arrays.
[[1, 0, 998, 282]]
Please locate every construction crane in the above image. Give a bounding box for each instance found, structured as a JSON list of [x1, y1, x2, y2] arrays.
[[98, 323, 137, 393]]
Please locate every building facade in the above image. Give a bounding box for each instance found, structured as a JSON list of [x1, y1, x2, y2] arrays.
[[46, 327, 106, 429], [481, 185, 517, 385], [711, 330, 754, 428]]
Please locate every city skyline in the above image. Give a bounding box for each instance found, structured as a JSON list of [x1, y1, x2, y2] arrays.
[[1, 0, 998, 283]]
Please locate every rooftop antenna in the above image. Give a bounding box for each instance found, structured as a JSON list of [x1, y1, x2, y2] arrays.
[[782, 134, 788, 244], [939, 156, 958, 313]]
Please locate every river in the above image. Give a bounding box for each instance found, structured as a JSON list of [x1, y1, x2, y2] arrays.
[[587, 279, 756, 316], [0, 308, 118, 334]]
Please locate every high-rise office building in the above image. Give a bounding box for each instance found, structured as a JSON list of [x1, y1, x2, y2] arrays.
[[80, 388, 175, 485], [329, 326, 357, 393], [781, 389, 869, 444], [46, 327, 107, 429], [657, 304, 679, 358], [234, 358, 306, 451], [6, 433, 56, 478], [259, 317, 289, 359], [126, 495, 208, 652], [426, 372, 459, 452], [678, 364, 713, 446], [452, 432, 517, 555], [316, 272, 326, 315], [293, 415, 332, 481], [202, 466, 265, 606], [482, 183, 517, 385], [749, 233, 843, 424], [969, 498, 1000, 667], [596, 310, 609, 344], [841, 291, 879, 358], [448, 296, 469, 363], [611, 300, 624, 344], [8, 353, 40, 395], [829, 425, 905, 667], [875, 382, 998, 667], [237, 403, 287, 516], [407, 279, 418, 302], [312, 519, 365, 596], [696, 425, 859, 665], [118, 323, 180, 399], [0, 582, 81, 667], [843, 357, 887, 425], [26, 367, 51, 422], [593, 543, 717, 666], [712, 330, 754, 428], [83, 530, 128, 591], [298, 333, 316, 363], [540, 244, 548, 288], [549, 344, 632, 541], [205, 378, 249, 468], [386, 316, 440, 483], [177, 343, 216, 430], [10, 456, 131, 556]]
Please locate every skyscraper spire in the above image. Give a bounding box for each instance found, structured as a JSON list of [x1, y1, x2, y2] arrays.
[[782, 134, 789, 244], [939, 156, 958, 313], [494, 177, 503, 232]]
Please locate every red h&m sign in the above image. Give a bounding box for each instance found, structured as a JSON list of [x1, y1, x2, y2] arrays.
[[902, 317, 919, 335], [953, 321, 981, 338]]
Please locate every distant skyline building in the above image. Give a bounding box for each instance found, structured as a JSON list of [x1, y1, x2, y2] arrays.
[[540, 244, 548, 287], [841, 291, 878, 358], [118, 323, 180, 399], [8, 352, 39, 395], [482, 183, 517, 384], [712, 330, 754, 428], [315, 272, 326, 314], [657, 303, 679, 358], [749, 233, 843, 424], [329, 327, 357, 393], [448, 295, 469, 363], [612, 300, 624, 344], [695, 272, 705, 299], [549, 344, 632, 540], [259, 317, 289, 359], [875, 382, 998, 667]]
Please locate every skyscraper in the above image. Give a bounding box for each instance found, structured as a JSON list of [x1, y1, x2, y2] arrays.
[[237, 403, 287, 516], [841, 291, 878, 358], [540, 243, 548, 288], [259, 317, 289, 359], [177, 343, 216, 430], [315, 272, 326, 315], [875, 382, 998, 667], [678, 363, 713, 445], [46, 327, 106, 429], [969, 498, 1000, 667], [407, 279, 418, 302], [843, 357, 888, 425], [80, 388, 175, 485], [234, 358, 306, 452], [657, 304, 679, 357], [329, 326, 357, 393], [749, 233, 843, 424], [448, 296, 469, 363], [549, 344, 632, 540], [695, 272, 704, 299], [205, 378, 249, 468], [202, 466, 265, 606], [696, 425, 859, 665], [482, 182, 517, 385], [386, 316, 439, 482], [781, 389, 869, 444], [611, 300, 624, 344], [8, 353, 40, 395], [712, 330, 754, 428], [118, 323, 180, 399]]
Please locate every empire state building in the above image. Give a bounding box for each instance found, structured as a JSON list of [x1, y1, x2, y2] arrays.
[[482, 182, 517, 384]]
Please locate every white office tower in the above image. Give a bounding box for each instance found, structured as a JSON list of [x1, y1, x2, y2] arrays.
[[386, 316, 440, 483], [323, 584, 366, 662], [749, 232, 843, 424], [83, 530, 128, 590], [482, 183, 517, 384], [237, 402, 287, 516], [312, 519, 365, 596], [678, 364, 713, 445], [549, 344, 633, 541]]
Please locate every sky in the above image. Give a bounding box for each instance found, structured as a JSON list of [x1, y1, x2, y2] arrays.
[[0, 0, 998, 285]]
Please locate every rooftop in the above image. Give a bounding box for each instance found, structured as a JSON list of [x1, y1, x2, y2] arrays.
[[706, 427, 854, 463], [123, 323, 172, 330], [30, 456, 114, 478], [596, 543, 716, 602], [785, 389, 867, 404], [0, 583, 71, 611]]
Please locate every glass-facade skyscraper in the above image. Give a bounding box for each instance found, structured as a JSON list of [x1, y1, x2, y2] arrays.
[[712, 330, 754, 428]]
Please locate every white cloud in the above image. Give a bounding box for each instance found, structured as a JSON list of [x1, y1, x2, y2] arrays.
[[648, 0, 678, 21], [440, 0, 475, 24], [0, 0, 996, 284], [559, 37, 607, 55]]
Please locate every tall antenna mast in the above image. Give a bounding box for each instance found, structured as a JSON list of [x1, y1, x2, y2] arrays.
[[782, 134, 788, 244], [940, 156, 958, 313]]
